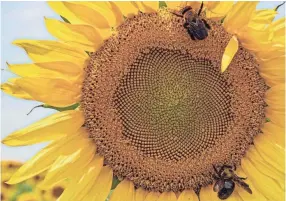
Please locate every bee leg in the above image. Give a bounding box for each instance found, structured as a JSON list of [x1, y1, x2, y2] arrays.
[[187, 29, 196, 40], [183, 22, 190, 29], [202, 19, 211, 30], [212, 165, 220, 175], [238, 176, 247, 180], [212, 174, 220, 180], [181, 6, 193, 15], [171, 11, 184, 18]]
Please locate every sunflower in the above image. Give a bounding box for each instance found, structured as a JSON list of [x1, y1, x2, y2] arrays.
[[1, 1, 285, 201], [1, 161, 22, 201], [1, 161, 65, 201]]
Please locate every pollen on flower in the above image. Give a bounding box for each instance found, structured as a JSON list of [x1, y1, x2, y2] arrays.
[[81, 9, 267, 192]]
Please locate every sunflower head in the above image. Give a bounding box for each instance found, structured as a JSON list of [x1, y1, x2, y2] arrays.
[[1, 1, 285, 201]]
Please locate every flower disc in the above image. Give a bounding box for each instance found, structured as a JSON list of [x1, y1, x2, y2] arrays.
[[82, 10, 267, 192]]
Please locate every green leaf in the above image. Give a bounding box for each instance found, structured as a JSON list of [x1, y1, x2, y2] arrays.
[[27, 103, 80, 115], [159, 1, 167, 8], [111, 176, 120, 190], [43, 103, 80, 111], [61, 15, 70, 23]]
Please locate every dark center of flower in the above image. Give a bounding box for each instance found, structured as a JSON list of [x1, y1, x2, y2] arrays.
[[113, 47, 232, 161], [82, 9, 267, 192]]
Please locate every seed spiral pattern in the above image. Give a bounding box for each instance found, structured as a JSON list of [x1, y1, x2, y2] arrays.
[[82, 10, 267, 192], [113, 47, 232, 161]]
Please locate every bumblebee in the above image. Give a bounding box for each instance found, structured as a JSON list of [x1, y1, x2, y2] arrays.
[[213, 165, 252, 200], [171, 2, 211, 40]]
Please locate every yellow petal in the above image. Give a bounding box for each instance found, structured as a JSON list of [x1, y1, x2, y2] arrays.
[[262, 122, 285, 147], [136, 1, 158, 13], [109, 179, 135, 201], [1, 81, 33, 100], [14, 77, 81, 107], [260, 56, 285, 86], [248, 9, 277, 30], [8, 63, 60, 78], [266, 108, 284, 128], [225, 192, 242, 201], [241, 157, 284, 201], [235, 168, 267, 201], [260, 55, 285, 71], [36, 61, 83, 84], [269, 18, 285, 44], [7, 131, 83, 184], [45, 18, 103, 52], [63, 2, 110, 29], [2, 110, 84, 146], [239, 29, 273, 54], [113, 2, 139, 17], [18, 192, 41, 201], [58, 156, 104, 201], [246, 146, 284, 189], [254, 134, 285, 173], [135, 188, 148, 201], [12, 40, 88, 66], [178, 190, 199, 201], [158, 192, 177, 201], [144, 192, 160, 201], [203, 1, 220, 10], [256, 45, 285, 61], [41, 133, 95, 188], [221, 35, 239, 72], [200, 185, 221, 201], [223, 2, 258, 34], [82, 166, 113, 201], [107, 2, 124, 27], [48, 1, 85, 24], [75, 2, 119, 28], [265, 84, 285, 112], [206, 2, 234, 19], [7, 63, 81, 84], [166, 1, 182, 10]]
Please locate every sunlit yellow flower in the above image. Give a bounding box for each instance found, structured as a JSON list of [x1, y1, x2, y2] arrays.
[[1, 1, 285, 201], [1, 161, 22, 201]]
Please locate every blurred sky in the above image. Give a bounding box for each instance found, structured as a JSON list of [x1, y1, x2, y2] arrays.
[[1, 1, 285, 162]]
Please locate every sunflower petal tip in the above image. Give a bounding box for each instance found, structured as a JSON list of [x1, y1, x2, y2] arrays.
[[2, 137, 9, 145], [221, 35, 239, 73], [6, 176, 19, 185]]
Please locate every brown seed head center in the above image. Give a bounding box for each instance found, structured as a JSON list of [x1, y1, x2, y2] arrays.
[[82, 10, 266, 192]]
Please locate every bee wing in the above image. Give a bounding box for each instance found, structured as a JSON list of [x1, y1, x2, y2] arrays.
[[236, 180, 253, 194], [213, 180, 224, 192], [189, 22, 208, 40]]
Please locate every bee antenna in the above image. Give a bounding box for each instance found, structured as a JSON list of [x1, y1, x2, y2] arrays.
[[198, 1, 204, 16], [275, 2, 285, 11]]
